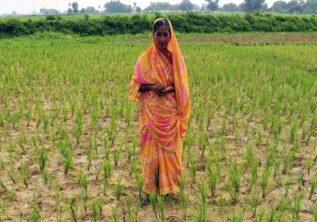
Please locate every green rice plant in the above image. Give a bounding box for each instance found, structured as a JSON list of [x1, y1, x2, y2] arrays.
[[129, 158, 138, 177], [77, 170, 88, 206], [313, 207, 317, 222], [265, 146, 276, 169], [28, 202, 41, 222], [111, 206, 119, 222], [255, 208, 265, 222], [125, 195, 138, 222], [260, 167, 271, 198], [91, 198, 102, 222], [306, 156, 313, 175], [41, 169, 51, 185], [246, 192, 260, 217], [245, 144, 254, 167], [114, 178, 124, 201], [309, 174, 317, 200], [291, 192, 303, 221], [6, 168, 16, 184], [59, 140, 73, 174], [66, 196, 77, 222], [199, 132, 209, 160], [11, 111, 21, 130], [38, 148, 48, 171], [227, 208, 244, 222], [207, 168, 219, 198], [149, 193, 158, 218], [19, 164, 30, 188], [198, 181, 207, 213], [136, 173, 144, 202], [282, 146, 296, 175], [103, 135, 110, 160], [86, 148, 95, 171], [267, 209, 276, 222], [113, 147, 121, 167], [290, 119, 298, 144], [41, 113, 49, 133], [74, 109, 83, 145], [188, 154, 197, 184], [228, 160, 242, 203], [275, 196, 290, 221], [101, 159, 112, 194], [157, 195, 165, 221], [179, 190, 188, 219], [249, 160, 258, 191]]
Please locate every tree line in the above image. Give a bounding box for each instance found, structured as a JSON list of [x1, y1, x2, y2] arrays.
[[1, 13, 317, 37], [36, 0, 317, 15]]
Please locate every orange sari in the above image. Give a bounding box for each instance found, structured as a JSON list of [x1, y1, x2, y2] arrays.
[[129, 19, 190, 194]]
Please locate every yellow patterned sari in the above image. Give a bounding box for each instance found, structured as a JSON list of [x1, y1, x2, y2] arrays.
[[129, 19, 190, 194]]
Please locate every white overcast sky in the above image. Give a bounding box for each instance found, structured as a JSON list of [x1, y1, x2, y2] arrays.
[[0, 0, 278, 14]]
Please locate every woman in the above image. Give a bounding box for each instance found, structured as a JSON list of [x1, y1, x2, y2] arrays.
[[129, 18, 190, 206]]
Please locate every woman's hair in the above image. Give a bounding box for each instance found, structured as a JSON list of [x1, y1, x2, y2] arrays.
[[153, 18, 171, 34]]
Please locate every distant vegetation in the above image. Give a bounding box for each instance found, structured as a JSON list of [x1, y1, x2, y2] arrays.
[[1, 13, 317, 37]]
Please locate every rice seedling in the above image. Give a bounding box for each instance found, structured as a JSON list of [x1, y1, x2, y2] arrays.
[[59, 139, 73, 174], [91, 198, 103, 222], [157, 195, 165, 221], [248, 160, 258, 191], [136, 173, 144, 203], [291, 192, 303, 221], [74, 110, 83, 145], [149, 193, 158, 218], [275, 196, 290, 221], [19, 164, 30, 188], [101, 159, 112, 194], [66, 196, 77, 222], [309, 174, 317, 200], [247, 192, 260, 217], [255, 208, 265, 222], [77, 170, 89, 208], [114, 178, 124, 201], [313, 207, 317, 222], [28, 202, 41, 222], [179, 190, 188, 219], [208, 168, 219, 198], [260, 167, 271, 198], [111, 206, 119, 222], [228, 160, 242, 203], [113, 147, 121, 167], [38, 148, 48, 171]]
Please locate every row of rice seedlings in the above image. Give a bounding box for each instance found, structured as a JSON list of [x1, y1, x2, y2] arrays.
[[59, 139, 74, 174], [179, 175, 188, 219], [91, 198, 103, 222], [66, 196, 77, 222], [114, 178, 124, 201], [77, 170, 89, 211], [196, 181, 207, 221], [125, 195, 139, 222], [226, 160, 242, 203]]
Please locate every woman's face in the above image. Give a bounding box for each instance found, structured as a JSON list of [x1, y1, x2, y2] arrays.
[[153, 25, 171, 51]]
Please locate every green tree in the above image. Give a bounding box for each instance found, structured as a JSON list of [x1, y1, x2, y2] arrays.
[[243, 0, 266, 11], [221, 3, 239, 11], [179, 0, 194, 11], [72, 2, 79, 14], [104, 0, 132, 13], [205, 0, 219, 11]]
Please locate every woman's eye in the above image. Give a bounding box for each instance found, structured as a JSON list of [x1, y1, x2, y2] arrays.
[[156, 33, 162, 37], [163, 33, 169, 37]]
